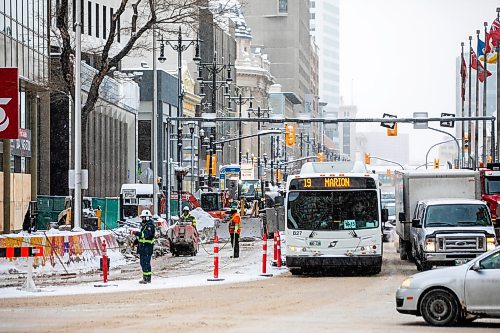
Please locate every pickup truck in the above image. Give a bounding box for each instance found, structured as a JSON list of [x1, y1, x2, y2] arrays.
[[409, 198, 496, 271]]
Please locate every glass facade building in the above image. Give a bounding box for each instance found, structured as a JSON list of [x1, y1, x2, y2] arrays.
[[0, 0, 49, 84]]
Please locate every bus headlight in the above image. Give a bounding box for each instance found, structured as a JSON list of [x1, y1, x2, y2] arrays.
[[486, 236, 496, 252], [425, 237, 436, 252]]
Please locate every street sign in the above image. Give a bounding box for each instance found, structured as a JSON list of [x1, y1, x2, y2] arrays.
[[440, 113, 455, 128], [0, 68, 19, 139], [69, 169, 89, 190], [380, 113, 397, 129], [413, 112, 428, 129]]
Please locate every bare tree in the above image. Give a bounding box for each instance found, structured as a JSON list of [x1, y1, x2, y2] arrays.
[[54, 0, 239, 169]]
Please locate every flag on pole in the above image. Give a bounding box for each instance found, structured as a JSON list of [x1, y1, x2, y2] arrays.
[[471, 48, 491, 82], [486, 52, 497, 64], [471, 48, 479, 70], [460, 53, 467, 101], [487, 18, 500, 45], [478, 38, 486, 59], [477, 65, 492, 83]]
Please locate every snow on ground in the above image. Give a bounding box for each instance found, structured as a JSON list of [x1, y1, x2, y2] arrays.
[[0, 237, 287, 299]]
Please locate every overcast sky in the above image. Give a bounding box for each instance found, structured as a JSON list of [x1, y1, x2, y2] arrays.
[[339, 0, 499, 164]]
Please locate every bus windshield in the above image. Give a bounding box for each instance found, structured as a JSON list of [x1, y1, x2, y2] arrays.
[[287, 190, 379, 231]]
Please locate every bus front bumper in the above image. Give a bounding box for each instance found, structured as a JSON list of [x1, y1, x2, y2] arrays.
[[286, 255, 382, 269]]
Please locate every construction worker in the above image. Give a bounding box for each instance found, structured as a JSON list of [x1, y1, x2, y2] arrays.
[[181, 206, 196, 229], [131, 209, 155, 284], [228, 208, 241, 258]]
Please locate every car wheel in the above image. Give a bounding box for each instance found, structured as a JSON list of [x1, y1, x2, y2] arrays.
[[419, 289, 460, 326]]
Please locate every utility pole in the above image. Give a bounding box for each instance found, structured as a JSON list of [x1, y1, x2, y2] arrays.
[[74, 0, 82, 229]]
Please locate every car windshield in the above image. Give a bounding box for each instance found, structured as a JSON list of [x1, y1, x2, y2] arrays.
[[287, 190, 379, 230], [425, 204, 492, 227], [484, 176, 500, 195]]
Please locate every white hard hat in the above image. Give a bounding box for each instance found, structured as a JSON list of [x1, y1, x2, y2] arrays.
[[140, 209, 152, 217], [182, 206, 190, 212]]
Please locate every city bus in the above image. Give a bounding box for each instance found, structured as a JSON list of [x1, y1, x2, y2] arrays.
[[285, 172, 388, 275]]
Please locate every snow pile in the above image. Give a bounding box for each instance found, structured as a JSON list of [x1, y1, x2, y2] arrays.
[[189, 207, 219, 243], [189, 207, 216, 231]]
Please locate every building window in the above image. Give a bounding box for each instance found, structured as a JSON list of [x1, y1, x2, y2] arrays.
[[103, 5, 106, 38], [278, 0, 287, 14], [95, 3, 99, 38], [88, 1, 92, 36]]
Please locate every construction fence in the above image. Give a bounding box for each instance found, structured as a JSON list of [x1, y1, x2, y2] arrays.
[[36, 196, 120, 230]]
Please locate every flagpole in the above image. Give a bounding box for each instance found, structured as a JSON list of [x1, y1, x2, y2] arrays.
[[475, 29, 480, 169], [469, 35, 473, 168], [483, 22, 488, 164], [461, 42, 465, 168]]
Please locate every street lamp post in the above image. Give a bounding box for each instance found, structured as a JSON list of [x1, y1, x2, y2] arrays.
[[196, 52, 232, 191], [188, 122, 196, 194], [158, 27, 201, 218], [228, 92, 253, 166]]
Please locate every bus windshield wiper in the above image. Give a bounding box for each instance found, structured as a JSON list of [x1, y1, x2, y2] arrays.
[[309, 220, 322, 238]]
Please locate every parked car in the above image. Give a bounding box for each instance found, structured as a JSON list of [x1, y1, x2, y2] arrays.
[[396, 245, 500, 326]]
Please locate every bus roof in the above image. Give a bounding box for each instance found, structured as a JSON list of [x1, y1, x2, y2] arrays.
[[300, 161, 368, 174]]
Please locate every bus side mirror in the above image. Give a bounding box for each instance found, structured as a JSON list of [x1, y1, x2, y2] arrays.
[[399, 212, 406, 222], [381, 208, 389, 222], [412, 219, 422, 228]]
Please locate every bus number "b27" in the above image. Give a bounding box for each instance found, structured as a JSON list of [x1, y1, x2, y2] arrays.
[[292, 231, 302, 236]]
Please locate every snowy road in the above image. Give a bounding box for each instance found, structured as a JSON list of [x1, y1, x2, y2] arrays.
[[2, 240, 500, 332]]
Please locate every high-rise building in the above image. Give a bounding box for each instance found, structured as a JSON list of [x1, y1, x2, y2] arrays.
[[242, 0, 314, 113], [310, 0, 340, 151]]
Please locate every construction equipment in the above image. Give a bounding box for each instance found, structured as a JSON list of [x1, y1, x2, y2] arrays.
[[167, 215, 199, 256]]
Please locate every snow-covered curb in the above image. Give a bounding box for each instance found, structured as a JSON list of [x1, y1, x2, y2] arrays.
[[0, 264, 288, 299]]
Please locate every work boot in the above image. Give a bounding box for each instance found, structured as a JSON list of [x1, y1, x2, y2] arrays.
[[139, 277, 148, 284], [146, 275, 151, 283]]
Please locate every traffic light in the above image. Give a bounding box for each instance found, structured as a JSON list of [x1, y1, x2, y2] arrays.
[[387, 123, 397, 136], [434, 158, 439, 169], [285, 124, 296, 146], [463, 133, 469, 152], [488, 155, 492, 163], [386, 169, 391, 176], [364, 153, 371, 165], [317, 152, 324, 162]]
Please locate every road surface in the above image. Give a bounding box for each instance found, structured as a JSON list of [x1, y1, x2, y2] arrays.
[[2, 240, 500, 333]]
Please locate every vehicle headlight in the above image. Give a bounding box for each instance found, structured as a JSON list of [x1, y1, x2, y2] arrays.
[[486, 236, 496, 252], [400, 278, 413, 289], [425, 237, 436, 252]]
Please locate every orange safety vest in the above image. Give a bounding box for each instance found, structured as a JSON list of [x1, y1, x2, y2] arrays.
[[228, 213, 241, 234]]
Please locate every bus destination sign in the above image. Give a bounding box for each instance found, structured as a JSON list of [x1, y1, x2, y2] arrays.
[[289, 177, 376, 190]]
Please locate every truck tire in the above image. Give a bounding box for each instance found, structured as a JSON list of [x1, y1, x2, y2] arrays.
[[399, 240, 408, 260]]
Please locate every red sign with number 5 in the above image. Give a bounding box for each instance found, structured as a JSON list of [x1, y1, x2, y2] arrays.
[[0, 68, 19, 139]]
